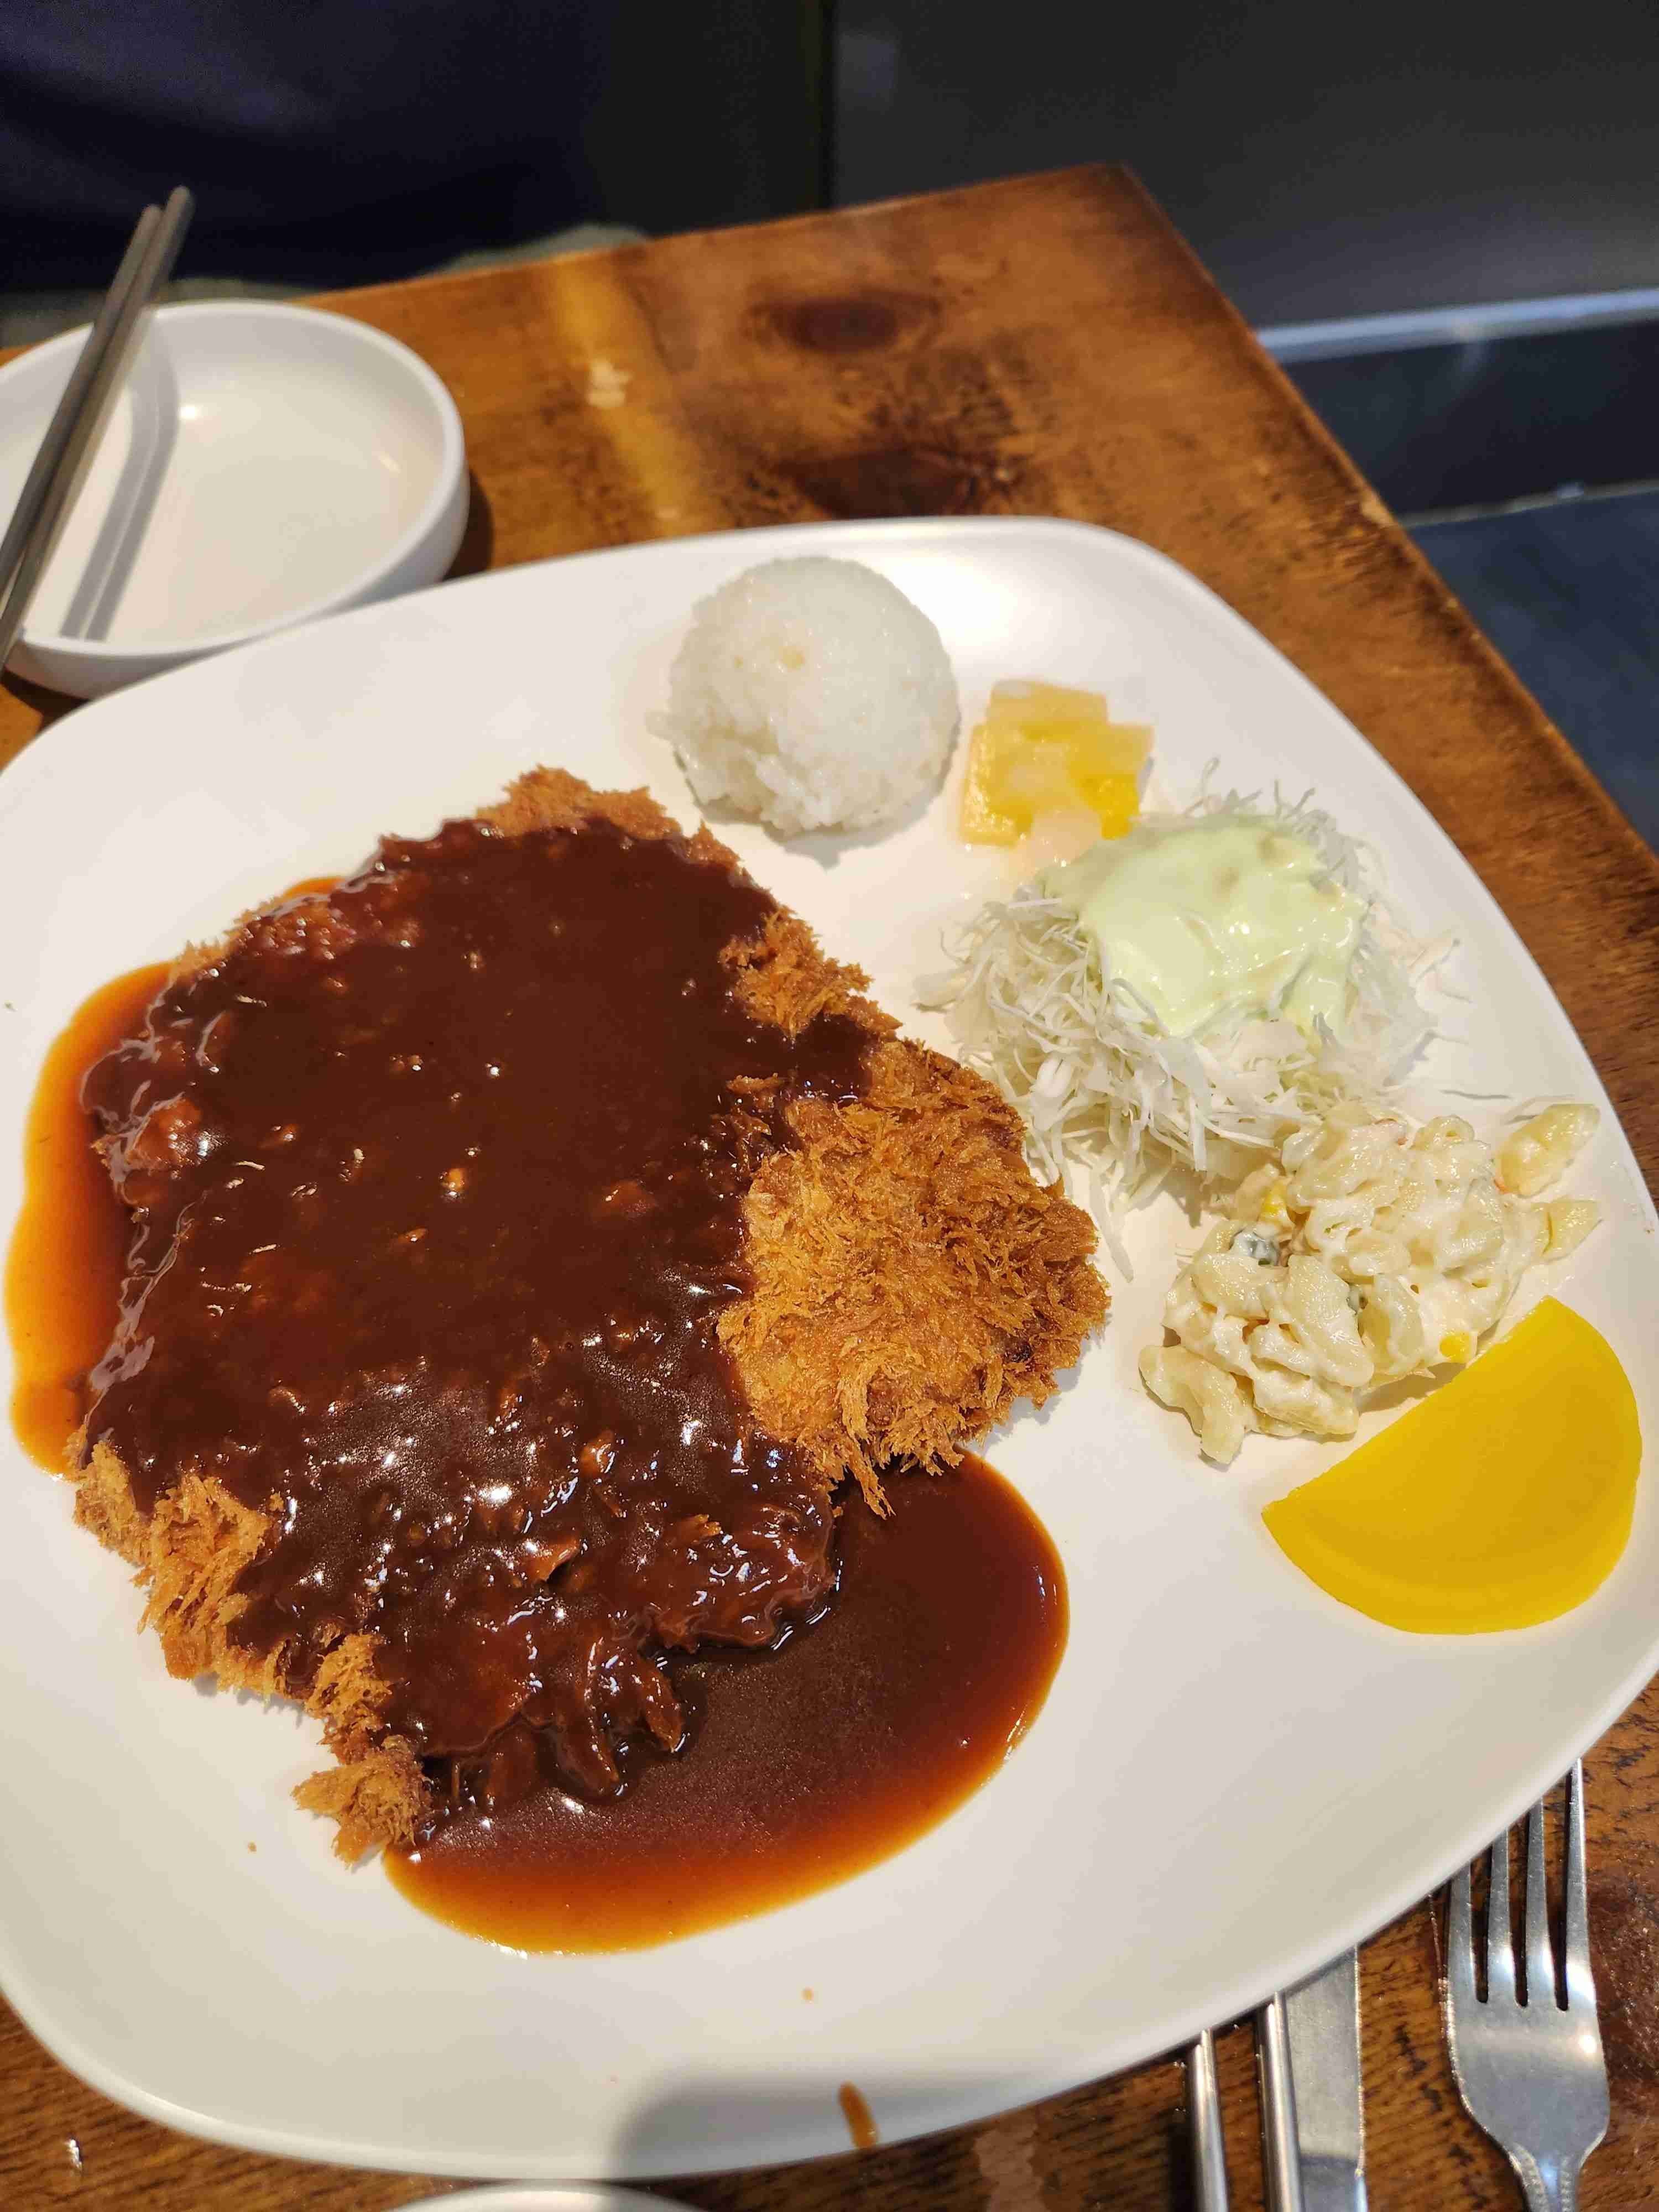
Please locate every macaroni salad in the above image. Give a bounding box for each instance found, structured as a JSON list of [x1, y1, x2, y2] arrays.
[[1141, 1101, 1600, 1463]]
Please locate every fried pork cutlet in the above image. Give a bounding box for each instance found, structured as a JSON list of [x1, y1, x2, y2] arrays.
[[71, 771, 1105, 1858]]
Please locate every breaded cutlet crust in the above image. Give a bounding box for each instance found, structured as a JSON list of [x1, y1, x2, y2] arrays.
[[72, 769, 1106, 1856]]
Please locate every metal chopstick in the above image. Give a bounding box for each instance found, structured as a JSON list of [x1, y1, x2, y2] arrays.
[[0, 184, 194, 668], [1258, 1991, 1307, 2212], [1187, 2029, 1232, 2209], [0, 207, 158, 601]]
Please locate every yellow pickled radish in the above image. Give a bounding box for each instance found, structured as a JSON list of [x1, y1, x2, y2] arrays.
[[960, 679, 1151, 846], [1262, 1299, 1639, 1634]]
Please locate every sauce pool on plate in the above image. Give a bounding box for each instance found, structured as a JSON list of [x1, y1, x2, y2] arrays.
[[8, 895, 336, 1469], [7, 962, 168, 1467], [388, 1452, 1066, 1950]]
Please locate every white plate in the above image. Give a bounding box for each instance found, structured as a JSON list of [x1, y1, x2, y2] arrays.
[[400, 2194, 697, 2211], [0, 517, 1653, 2182], [0, 302, 468, 697]]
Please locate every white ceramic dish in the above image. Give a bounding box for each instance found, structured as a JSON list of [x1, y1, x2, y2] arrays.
[[0, 517, 1652, 2183], [0, 301, 467, 698], [400, 2194, 697, 2211]]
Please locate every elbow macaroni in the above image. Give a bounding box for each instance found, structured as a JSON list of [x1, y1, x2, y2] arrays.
[[1140, 1101, 1600, 1463], [1496, 1104, 1599, 1198]]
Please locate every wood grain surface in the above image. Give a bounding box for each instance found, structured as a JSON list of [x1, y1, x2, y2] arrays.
[[4, 165, 1658, 2211]]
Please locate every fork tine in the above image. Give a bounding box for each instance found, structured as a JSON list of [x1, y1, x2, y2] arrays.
[[1564, 1759, 1597, 2008], [1524, 1791, 1554, 2008], [1486, 1830, 1516, 2004], [1448, 1863, 1477, 2009]]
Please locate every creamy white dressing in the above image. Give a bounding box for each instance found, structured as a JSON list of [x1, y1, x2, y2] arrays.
[[1041, 818, 1365, 1037]]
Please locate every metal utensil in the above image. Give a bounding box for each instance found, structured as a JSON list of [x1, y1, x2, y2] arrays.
[[1190, 1948, 1368, 2211], [1256, 1990, 1306, 2212], [1445, 1762, 1608, 2211], [0, 185, 193, 667], [1186, 2029, 1230, 2210], [1280, 1950, 1368, 2212]]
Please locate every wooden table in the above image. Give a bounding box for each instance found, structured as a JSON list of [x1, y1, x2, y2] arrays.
[[4, 164, 1658, 2212]]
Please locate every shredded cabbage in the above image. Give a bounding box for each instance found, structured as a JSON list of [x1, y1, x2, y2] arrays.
[[920, 788, 1436, 1236]]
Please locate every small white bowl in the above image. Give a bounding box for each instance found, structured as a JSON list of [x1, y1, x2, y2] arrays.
[[0, 300, 468, 697]]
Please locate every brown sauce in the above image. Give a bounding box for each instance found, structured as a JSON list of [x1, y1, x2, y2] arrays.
[[70, 814, 876, 1811], [387, 1453, 1065, 1949], [6, 963, 169, 1468], [838, 2084, 880, 2151], [7, 881, 337, 1472]]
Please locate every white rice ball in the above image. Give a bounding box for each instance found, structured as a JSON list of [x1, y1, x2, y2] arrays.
[[655, 556, 959, 837]]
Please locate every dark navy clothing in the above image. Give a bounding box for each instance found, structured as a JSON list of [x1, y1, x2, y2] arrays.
[[1, 0, 609, 287]]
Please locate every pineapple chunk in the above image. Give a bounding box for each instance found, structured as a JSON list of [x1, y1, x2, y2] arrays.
[[960, 680, 1151, 846]]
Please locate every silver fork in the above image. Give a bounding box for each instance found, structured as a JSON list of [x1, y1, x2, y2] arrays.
[[1445, 1762, 1608, 2211]]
